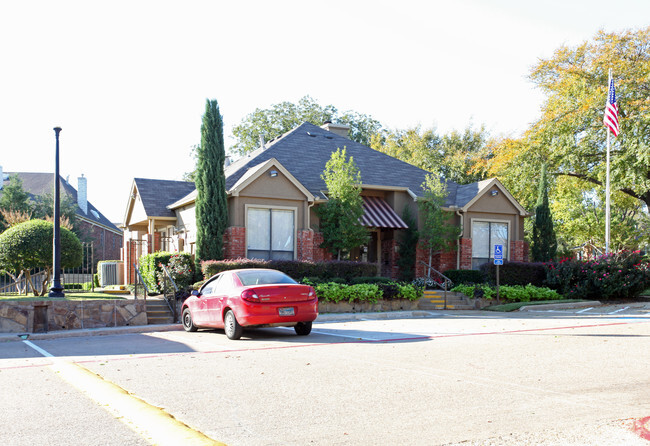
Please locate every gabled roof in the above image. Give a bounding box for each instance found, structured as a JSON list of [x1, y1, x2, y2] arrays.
[[452, 178, 529, 216], [225, 122, 438, 200], [1, 172, 120, 233], [133, 178, 196, 218]]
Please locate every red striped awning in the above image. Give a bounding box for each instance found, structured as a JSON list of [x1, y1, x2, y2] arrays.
[[360, 196, 408, 229]]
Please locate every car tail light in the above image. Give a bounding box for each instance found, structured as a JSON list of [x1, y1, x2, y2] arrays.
[[308, 286, 316, 297], [241, 289, 260, 302]]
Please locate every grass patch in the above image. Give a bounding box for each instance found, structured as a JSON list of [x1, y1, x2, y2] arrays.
[[484, 299, 588, 312], [0, 292, 129, 301]]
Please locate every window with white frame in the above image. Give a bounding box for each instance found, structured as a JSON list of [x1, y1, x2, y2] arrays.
[[247, 207, 295, 260], [471, 220, 508, 269]]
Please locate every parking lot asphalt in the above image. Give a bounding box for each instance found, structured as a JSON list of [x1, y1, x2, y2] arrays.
[[2, 299, 649, 342]]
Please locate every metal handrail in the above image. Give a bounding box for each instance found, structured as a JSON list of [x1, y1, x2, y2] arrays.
[[418, 261, 454, 310], [160, 264, 178, 322], [133, 264, 150, 300]]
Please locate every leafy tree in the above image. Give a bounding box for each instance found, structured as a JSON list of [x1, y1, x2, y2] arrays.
[[531, 164, 557, 261], [31, 190, 80, 235], [418, 174, 460, 270], [195, 99, 228, 262], [0, 219, 82, 295], [370, 124, 490, 184], [396, 206, 419, 282], [232, 95, 383, 155], [317, 148, 369, 259], [0, 174, 31, 231], [485, 28, 650, 252]]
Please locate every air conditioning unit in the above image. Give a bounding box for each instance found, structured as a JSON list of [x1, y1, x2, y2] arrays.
[[100, 261, 124, 287]]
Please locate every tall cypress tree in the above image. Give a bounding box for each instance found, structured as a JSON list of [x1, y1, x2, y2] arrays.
[[531, 164, 557, 261], [195, 99, 228, 262]]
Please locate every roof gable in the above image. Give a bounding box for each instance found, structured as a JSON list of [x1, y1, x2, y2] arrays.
[[132, 178, 196, 218], [224, 122, 442, 200]]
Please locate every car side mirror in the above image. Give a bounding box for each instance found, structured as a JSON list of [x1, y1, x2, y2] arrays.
[[192, 290, 200, 297]]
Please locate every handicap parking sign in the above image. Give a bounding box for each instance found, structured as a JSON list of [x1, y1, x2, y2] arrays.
[[494, 244, 503, 265]]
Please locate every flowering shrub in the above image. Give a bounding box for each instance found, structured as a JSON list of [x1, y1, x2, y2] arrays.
[[156, 253, 196, 291], [544, 251, 649, 300], [139, 251, 195, 294]]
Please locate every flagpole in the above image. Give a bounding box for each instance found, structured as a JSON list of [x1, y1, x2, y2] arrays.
[[605, 68, 612, 255], [605, 127, 611, 255]]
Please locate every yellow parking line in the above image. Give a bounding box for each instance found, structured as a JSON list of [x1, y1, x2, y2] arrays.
[[23, 340, 224, 446]]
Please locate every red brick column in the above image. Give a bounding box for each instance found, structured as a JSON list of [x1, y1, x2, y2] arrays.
[[459, 238, 472, 270], [223, 226, 246, 259], [510, 240, 529, 262], [124, 240, 138, 284], [312, 232, 333, 262], [297, 230, 314, 262], [381, 239, 399, 279]]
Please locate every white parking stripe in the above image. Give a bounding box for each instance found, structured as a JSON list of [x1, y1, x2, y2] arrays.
[[577, 307, 594, 313], [608, 306, 629, 315]]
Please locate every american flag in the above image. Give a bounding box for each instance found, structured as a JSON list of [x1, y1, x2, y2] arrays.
[[603, 77, 619, 137]]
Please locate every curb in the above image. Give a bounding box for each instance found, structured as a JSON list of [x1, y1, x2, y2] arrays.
[[0, 311, 444, 342], [518, 301, 602, 312]]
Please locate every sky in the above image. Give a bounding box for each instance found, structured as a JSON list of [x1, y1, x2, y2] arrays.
[[1, 0, 648, 224]]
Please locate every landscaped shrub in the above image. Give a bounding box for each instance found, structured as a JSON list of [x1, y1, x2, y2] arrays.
[[201, 259, 377, 282], [312, 281, 421, 303], [479, 261, 547, 287], [451, 283, 561, 303], [139, 252, 196, 294], [350, 276, 395, 285], [443, 269, 486, 285], [156, 253, 196, 292], [544, 251, 649, 300]]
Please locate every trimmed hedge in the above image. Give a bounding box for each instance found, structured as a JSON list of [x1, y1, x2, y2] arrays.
[[201, 258, 378, 282], [313, 282, 422, 303], [479, 261, 547, 287], [443, 269, 486, 285]]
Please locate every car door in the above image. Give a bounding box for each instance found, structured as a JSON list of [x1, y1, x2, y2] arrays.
[[206, 273, 230, 326], [193, 275, 219, 326]]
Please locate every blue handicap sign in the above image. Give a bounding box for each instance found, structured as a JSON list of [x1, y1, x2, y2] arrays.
[[494, 259, 503, 265], [494, 244, 503, 259]]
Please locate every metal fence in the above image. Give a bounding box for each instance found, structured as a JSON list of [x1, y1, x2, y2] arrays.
[[0, 242, 95, 296]]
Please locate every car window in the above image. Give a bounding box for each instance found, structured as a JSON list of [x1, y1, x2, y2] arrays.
[[201, 274, 222, 295], [236, 270, 297, 286]]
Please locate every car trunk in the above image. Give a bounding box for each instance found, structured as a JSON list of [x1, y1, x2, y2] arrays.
[[249, 284, 314, 303]]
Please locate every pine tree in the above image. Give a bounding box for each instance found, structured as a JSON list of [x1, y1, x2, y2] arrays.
[[531, 164, 557, 261], [195, 99, 228, 262]]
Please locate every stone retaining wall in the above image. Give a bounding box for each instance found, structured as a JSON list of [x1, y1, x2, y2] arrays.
[[319, 299, 419, 314], [0, 300, 147, 333]]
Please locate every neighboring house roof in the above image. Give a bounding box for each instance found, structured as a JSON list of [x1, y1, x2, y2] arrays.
[[1, 172, 121, 233], [133, 178, 196, 218]]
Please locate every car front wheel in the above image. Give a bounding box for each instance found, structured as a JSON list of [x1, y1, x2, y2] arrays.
[[182, 308, 197, 332], [224, 310, 243, 340], [294, 321, 312, 336]]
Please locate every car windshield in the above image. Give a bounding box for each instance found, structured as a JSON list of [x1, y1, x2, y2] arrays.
[[236, 270, 297, 286]]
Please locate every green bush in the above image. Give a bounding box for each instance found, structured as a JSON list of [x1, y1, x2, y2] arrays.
[[545, 251, 649, 300], [313, 281, 421, 303], [479, 261, 548, 286], [451, 283, 561, 303], [156, 253, 196, 291], [443, 269, 486, 285], [139, 252, 196, 294], [201, 259, 377, 282]]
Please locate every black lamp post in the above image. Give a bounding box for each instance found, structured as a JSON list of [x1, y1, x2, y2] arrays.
[[49, 127, 65, 298]]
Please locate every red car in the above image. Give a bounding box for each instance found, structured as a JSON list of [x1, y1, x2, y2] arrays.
[[181, 268, 318, 339]]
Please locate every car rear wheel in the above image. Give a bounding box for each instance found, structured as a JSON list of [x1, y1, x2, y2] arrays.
[[224, 310, 243, 340], [182, 308, 197, 332], [294, 321, 312, 336]]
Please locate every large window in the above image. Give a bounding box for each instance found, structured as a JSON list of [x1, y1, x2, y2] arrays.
[[472, 220, 508, 269], [247, 207, 295, 260]]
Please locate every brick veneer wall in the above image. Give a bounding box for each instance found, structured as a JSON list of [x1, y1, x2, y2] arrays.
[[223, 226, 246, 259], [312, 232, 333, 262], [78, 220, 123, 263], [459, 238, 472, 270], [297, 230, 314, 262], [510, 240, 529, 262]]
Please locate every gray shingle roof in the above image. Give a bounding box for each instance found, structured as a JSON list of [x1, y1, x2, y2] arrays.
[[225, 122, 474, 206], [134, 178, 196, 218], [1, 172, 120, 232]]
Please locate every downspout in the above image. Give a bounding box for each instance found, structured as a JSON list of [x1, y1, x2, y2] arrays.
[[456, 209, 464, 270]]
